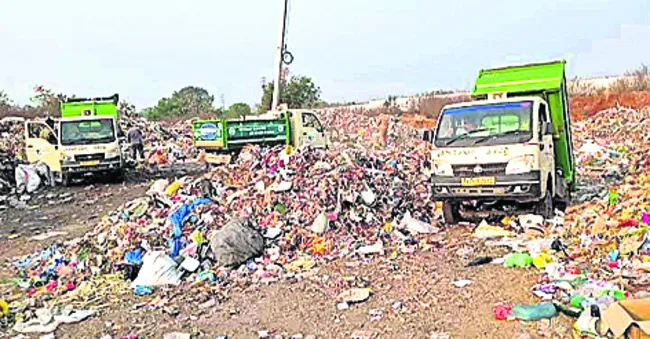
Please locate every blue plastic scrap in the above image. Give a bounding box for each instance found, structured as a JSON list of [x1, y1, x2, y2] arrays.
[[125, 248, 145, 265], [134, 285, 154, 296], [168, 198, 213, 239]]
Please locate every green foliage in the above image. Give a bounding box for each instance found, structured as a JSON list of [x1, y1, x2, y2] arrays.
[[258, 73, 322, 113], [0, 90, 11, 107], [225, 102, 252, 119], [144, 86, 215, 120]]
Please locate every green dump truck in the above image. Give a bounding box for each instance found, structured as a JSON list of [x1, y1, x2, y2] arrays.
[[428, 60, 575, 223], [25, 94, 125, 185], [192, 108, 328, 163]]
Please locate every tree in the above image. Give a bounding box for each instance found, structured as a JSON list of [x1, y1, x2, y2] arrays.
[[258, 71, 322, 113], [0, 90, 12, 107], [31, 85, 67, 115], [144, 86, 215, 120], [226, 102, 252, 119], [119, 100, 136, 117]]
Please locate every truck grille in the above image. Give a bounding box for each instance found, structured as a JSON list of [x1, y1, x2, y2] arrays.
[[75, 153, 105, 162], [452, 163, 507, 177]]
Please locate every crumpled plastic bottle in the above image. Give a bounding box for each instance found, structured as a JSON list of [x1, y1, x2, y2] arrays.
[[511, 303, 557, 321]]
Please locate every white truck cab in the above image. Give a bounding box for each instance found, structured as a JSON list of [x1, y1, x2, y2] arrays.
[[430, 97, 561, 222]]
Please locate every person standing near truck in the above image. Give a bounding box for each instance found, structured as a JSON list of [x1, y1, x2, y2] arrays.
[[127, 125, 145, 162]]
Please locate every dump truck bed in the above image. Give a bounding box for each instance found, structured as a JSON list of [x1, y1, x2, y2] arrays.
[[192, 114, 290, 151], [471, 60, 575, 188], [60, 95, 119, 119]]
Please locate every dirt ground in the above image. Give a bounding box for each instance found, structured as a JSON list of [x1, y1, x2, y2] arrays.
[[0, 164, 573, 339], [48, 237, 572, 339]]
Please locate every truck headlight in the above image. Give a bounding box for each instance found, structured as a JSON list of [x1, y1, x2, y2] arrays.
[[432, 159, 453, 176], [63, 154, 75, 162], [505, 155, 535, 174]]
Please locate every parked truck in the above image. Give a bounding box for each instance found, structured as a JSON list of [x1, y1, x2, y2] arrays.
[[428, 60, 575, 223], [25, 94, 125, 185], [192, 106, 328, 163]]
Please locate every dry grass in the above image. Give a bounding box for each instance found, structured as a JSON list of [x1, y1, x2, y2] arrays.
[[610, 64, 650, 93]]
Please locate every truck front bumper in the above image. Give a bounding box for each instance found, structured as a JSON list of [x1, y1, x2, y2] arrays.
[[431, 171, 541, 202], [62, 160, 122, 174]]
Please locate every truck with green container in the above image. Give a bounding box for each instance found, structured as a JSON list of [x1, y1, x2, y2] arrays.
[[25, 94, 125, 185], [192, 107, 328, 163], [428, 60, 575, 223]]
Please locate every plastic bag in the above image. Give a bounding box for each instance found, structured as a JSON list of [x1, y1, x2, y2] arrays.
[[15, 164, 41, 194]]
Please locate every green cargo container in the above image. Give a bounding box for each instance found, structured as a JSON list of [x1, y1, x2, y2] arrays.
[[192, 113, 290, 151], [471, 60, 575, 189], [60, 94, 119, 119]]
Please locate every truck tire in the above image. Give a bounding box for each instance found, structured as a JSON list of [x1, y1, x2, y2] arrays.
[[62, 173, 71, 187], [110, 170, 125, 183], [536, 189, 554, 219], [442, 202, 460, 225]]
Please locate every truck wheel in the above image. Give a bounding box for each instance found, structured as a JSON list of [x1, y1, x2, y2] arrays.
[[536, 189, 554, 219], [62, 173, 71, 187], [442, 202, 460, 225], [111, 170, 125, 183]]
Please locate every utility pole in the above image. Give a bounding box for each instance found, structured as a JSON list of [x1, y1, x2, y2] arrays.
[[271, 0, 289, 111]]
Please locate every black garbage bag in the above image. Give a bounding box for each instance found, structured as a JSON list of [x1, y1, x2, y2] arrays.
[[209, 218, 264, 267]]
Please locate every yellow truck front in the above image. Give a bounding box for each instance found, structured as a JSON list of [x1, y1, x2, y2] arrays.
[[24, 95, 125, 185]]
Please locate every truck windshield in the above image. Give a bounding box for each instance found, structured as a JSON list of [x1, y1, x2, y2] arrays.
[[61, 119, 116, 146], [434, 101, 533, 147]]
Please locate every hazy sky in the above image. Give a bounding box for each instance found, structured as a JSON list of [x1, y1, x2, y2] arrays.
[[0, 0, 648, 109]]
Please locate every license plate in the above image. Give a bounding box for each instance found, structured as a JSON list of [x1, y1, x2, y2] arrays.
[[81, 160, 100, 166], [461, 176, 495, 186]]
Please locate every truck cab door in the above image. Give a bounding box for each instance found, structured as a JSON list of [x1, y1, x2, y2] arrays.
[[24, 121, 62, 174], [537, 103, 554, 193], [300, 112, 328, 148]]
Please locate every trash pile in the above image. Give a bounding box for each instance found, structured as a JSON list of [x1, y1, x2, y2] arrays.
[[120, 117, 198, 166], [4, 103, 649, 337], [481, 107, 650, 338], [3, 119, 438, 334]]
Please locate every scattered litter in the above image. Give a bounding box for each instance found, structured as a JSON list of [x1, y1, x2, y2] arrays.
[[30, 232, 68, 241], [338, 288, 372, 303], [453, 279, 472, 288]]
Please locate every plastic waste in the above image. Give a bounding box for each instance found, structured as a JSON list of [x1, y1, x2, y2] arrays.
[[209, 218, 264, 267], [12, 308, 96, 334], [453, 279, 472, 288], [163, 332, 191, 339], [338, 288, 372, 303], [493, 303, 512, 320], [15, 164, 41, 194], [125, 248, 145, 265], [310, 212, 329, 234], [356, 241, 384, 255], [532, 253, 552, 269], [130, 251, 183, 288], [505, 252, 533, 268], [573, 305, 607, 339], [466, 256, 494, 267], [400, 211, 438, 234], [164, 179, 182, 196], [473, 221, 514, 239], [0, 299, 8, 315], [511, 303, 557, 321], [134, 285, 154, 296]]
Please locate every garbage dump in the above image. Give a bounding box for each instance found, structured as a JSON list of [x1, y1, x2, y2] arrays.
[[483, 107, 650, 338], [2, 107, 440, 334], [1, 104, 649, 338]]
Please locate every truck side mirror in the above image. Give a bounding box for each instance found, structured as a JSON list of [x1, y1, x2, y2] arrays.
[[422, 130, 432, 142], [543, 122, 554, 135]]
